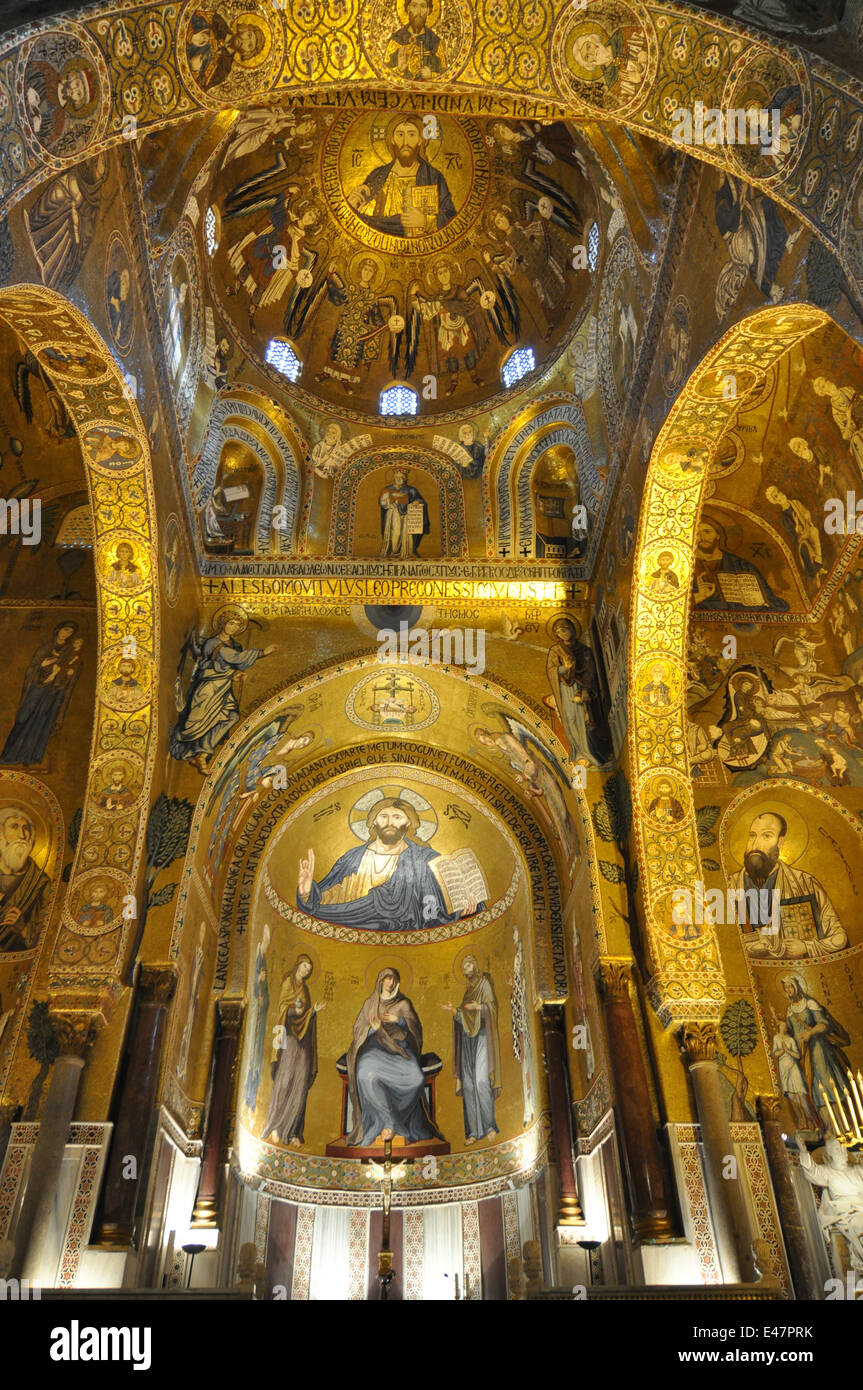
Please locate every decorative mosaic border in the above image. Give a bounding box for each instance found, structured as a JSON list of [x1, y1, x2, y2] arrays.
[[237, 1116, 549, 1204], [58, 1137, 110, 1288], [630, 304, 830, 1024], [0, 290, 160, 996], [462, 1200, 481, 1300], [0, 2, 861, 305], [290, 1204, 315, 1301], [677, 1134, 721, 1285]]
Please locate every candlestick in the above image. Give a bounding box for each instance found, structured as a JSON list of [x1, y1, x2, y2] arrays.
[[454, 1272, 460, 1301]]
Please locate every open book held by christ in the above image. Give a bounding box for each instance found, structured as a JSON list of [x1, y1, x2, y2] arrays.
[[430, 849, 489, 916]]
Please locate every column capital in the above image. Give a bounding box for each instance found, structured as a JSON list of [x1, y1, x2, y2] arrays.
[[756, 1094, 783, 1123], [138, 964, 179, 1008], [677, 1020, 719, 1065], [217, 997, 244, 1035], [597, 958, 632, 1000], [52, 1009, 103, 1058]]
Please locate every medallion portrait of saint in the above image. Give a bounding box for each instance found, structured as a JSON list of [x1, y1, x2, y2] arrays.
[[185, 9, 270, 93], [23, 37, 102, 158], [346, 114, 456, 238], [296, 790, 487, 932], [563, 15, 649, 110]]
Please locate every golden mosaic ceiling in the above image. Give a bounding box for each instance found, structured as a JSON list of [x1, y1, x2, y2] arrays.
[[204, 108, 599, 419]]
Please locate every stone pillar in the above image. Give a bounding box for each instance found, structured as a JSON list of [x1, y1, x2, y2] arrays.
[[191, 998, 243, 1230], [757, 1096, 820, 1300], [12, 1011, 101, 1284], [598, 959, 677, 1241], [679, 1022, 755, 1284], [540, 1004, 584, 1229], [90, 965, 178, 1249]]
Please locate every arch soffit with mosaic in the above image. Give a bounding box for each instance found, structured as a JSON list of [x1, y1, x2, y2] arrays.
[[628, 302, 842, 1029], [0, 285, 160, 1014], [0, 4, 861, 297]]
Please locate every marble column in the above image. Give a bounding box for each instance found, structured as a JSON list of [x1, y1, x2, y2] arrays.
[[12, 1011, 101, 1284], [598, 959, 677, 1241], [679, 1022, 756, 1284], [91, 965, 178, 1249], [757, 1096, 821, 1300], [191, 998, 244, 1230], [540, 1004, 584, 1229]]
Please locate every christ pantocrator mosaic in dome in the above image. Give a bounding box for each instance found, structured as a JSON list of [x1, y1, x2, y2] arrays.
[[207, 106, 598, 418]]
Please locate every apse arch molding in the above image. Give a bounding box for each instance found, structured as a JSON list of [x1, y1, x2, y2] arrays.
[[1, 2, 861, 303], [0, 285, 160, 999], [628, 302, 848, 1027]]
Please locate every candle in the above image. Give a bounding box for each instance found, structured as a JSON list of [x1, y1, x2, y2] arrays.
[[822, 1087, 840, 1137], [846, 1070, 863, 1141], [832, 1082, 850, 1135], [454, 1272, 460, 1301]]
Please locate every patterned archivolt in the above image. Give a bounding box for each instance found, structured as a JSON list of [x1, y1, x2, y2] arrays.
[[630, 305, 830, 1025], [1, 1, 861, 300]]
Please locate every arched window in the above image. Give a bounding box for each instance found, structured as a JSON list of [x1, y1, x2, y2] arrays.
[[266, 338, 302, 382], [501, 347, 536, 388], [380, 384, 418, 416]]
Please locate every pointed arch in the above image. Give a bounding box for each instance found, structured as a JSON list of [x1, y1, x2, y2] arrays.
[[0, 286, 160, 999], [628, 303, 833, 1026]]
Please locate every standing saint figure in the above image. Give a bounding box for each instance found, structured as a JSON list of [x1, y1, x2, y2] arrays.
[[781, 973, 852, 1129], [1, 621, 83, 766], [409, 262, 496, 395], [170, 609, 275, 773], [769, 1006, 821, 1132], [443, 955, 501, 1144], [545, 616, 612, 768], [243, 924, 270, 1115], [24, 156, 108, 291], [313, 258, 402, 391], [263, 954, 322, 1146], [379, 467, 429, 559], [484, 197, 571, 340], [345, 968, 441, 1147]]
